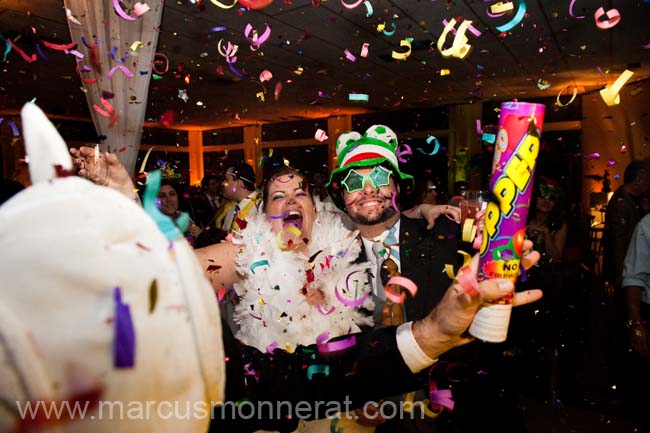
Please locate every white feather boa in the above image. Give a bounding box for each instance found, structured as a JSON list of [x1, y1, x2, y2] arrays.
[[232, 208, 374, 352]]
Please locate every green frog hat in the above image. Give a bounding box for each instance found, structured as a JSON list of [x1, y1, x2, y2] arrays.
[[326, 124, 413, 211]]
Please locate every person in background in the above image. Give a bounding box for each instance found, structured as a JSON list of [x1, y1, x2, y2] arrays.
[[603, 159, 650, 291], [602, 159, 650, 404], [158, 179, 203, 244], [402, 174, 441, 219], [215, 162, 260, 234], [191, 173, 229, 248], [620, 213, 650, 433], [514, 176, 570, 407], [191, 173, 223, 228]]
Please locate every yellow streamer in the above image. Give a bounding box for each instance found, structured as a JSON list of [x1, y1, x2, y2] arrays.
[[209, 0, 238, 8], [391, 39, 412, 60], [555, 86, 577, 107], [437, 19, 473, 59], [490, 1, 514, 13], [445, 250, 472, 280], [217, 39, 239, 58], [599, 69, 634, 106], [403, 392, 442, 418]]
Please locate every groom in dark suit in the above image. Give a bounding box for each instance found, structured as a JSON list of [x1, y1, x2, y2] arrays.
[[326, 124, 528, 433]]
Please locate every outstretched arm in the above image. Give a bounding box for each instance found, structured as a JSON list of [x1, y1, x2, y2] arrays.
[[215, 241, 542, 432]]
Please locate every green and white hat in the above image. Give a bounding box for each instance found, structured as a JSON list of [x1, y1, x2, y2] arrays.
[[327, 124, 413, 210]]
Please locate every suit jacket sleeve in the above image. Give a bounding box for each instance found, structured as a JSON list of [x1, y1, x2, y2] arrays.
[[210, 320, 427, 433]]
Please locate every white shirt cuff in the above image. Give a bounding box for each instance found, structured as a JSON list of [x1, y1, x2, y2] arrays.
[[396, 321, 438, 373]]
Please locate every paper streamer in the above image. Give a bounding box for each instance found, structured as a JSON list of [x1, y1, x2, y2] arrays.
[[496, 0, 526, 32], [383, 276, 418, 304], [209, 0, 238, 8], [316, 332, 356, 354], [244, 23, 271, 50], [437, 19, 473, 59], [594, 7, 620, 29], [92, 97, 119, 126], [340, 0, 364, 8], [0, 118, 20, 136], [397, 143, 413, 163], [259, 69, 273, 82], [306, 364, 330, 380], [568, 0, 585, 19], [360, 42, 369, 57], [481, 132, 496, 144], [344, 49, 357, 62], [6, 39, 36, 63], [317, 305, 336, 316], [391, 39, 412, 60], [66, 8, 82, 25], [112, 0, 141, 21], [41, 39, 75, 51], [364, 1, 373, 17], [418, 136, 441, 155], [490, 2, 513, 13], [314, 129, 328, 142], [382, 22, 397, 36], [486, 7, 506, 18], [266, 341, 279, 353], [108, 65, 134, 79], [442, 18, 482, 38], [599, 69, 634, 106], [217, 39, 239, 59], [348, 93, 369, 102], [133, 2, 150, 16], [152, 53, 169, 75], [334, 276, 370, 308], [240, 0, 274, 8], [250, 259, 270, 274], [555, 86, 577, 107], [113, 287, 136, 368]]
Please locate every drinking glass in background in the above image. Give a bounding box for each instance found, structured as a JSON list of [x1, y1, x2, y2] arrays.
[[459, 190, 489, 243]]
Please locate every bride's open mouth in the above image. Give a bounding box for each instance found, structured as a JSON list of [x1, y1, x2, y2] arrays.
[[282, 210, 303, 230]]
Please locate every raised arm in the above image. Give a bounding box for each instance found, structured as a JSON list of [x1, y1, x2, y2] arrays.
[[70, 146, 138, 202]]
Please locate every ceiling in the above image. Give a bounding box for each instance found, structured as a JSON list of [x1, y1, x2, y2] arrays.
[[1, 0, 649, 131]]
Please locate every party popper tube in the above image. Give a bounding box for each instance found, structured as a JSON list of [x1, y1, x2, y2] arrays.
[[468, 101, 545, 342]]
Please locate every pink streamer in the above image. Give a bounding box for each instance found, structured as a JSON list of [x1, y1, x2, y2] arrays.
[[334, 271, 370, 308], [244, 23, 271, 50], [568, 0, 585, 19], [316, 332, 356, 354], [108, 65, 134, 79], [112, 0, 137, 21]]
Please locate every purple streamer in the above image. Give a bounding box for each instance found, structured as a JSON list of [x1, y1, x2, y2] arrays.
[[397, 143, 412, 163], [111, 46, 129, 63], [228, 62, 243, 78], [268, 212, 290, 220], [113, 287, 136, 368], [35, 43, 49, 61], [429, 389, 455, 410], [0, 118, 20, 136], [485, 7, 505, 18]]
